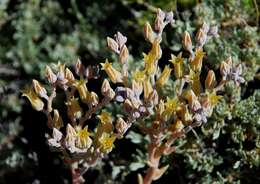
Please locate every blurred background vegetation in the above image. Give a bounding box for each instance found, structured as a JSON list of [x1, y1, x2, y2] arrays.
[[0, 0, 259, 183]]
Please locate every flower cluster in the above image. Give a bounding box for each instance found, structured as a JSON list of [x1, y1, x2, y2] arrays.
[[22, 8, 244, 184], [22, 59, 123, 183], [102, 8, 243, 184]]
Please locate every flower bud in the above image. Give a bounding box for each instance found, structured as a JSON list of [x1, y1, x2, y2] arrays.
[[65, 68, 75, 84], [123, 99, 134, 113], [114, 32, 127, 50], [89, 92, 99, 107], [67, 123, 77, 136], [183, 31, 192, 53], [156, 65, 172, 87], [56, 63, 67, 85], [132, 80, 143, 97], [65, 124, 77, 152], [107, 36, 119, 53], [22, 87, 44, 111], [66, 97, 83, 119], [32, 79, 47, 99], [201, 22, 210, 34], [196, 28, 207, 48], [186, 90, 201, 112], [45, 66, 57, 84], [220, 57, 232, 79], [144, 22, 154, 43], [143, 78, 153, 100], [116, 118, 128, 135], [119, 45, 129, 64], [101, 79, 115, 100], [53, 109, 63, 129], [205, 70, 217, 90], [155, 8, 165, 32], [75, 58, 85, 76], [148, 89, 159, 106]]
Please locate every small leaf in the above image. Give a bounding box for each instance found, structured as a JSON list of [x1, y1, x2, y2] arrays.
[[126, 131, 143, 144], [129, 162, 145, 171], [212, 128, 220, 140], [233, 161, 240, 169]]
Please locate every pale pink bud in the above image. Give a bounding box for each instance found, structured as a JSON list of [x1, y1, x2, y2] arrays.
[[116, 118, 128, 135], [144, 22, 154, 43], [75, 58, 85, 76], [53, 109, 63, 129], [196, 28, 207, 48], [119, 45, 129, 64], [101, 79, 115, 100], [32, 79, 47, 99], [90, 92, 99, 107], [65, 68, 75, 84], [123, 99, 134, 113], [183, 31, 192, 53], [114, 32, 127, 50], [107, 36, 119, 53], [45, 66, 57, 84], [205, 70, 217, 90]]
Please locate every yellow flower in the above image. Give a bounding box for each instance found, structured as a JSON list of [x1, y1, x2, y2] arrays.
[[150, 39, 162, 60], [98, 132, 116, 153], [101, 59, 122, 83], [169, 53, 184, 79], [74, 79, 91, 103], [143, 53, 156, 75], [190, 48, 205, 72], [187, 70, 202, 95], [207, 90, 222, 107], [143, 77, 153, 100], [165, 97, 178, 112], [22, 87, 44, 111], [66, 97, 83, 119], [65, 68, 75, 84], [132, 70, 145, 82], [76, 126, 92, 149], [161, 97, 178, 122], [156, 65, 172, 87], [143, 39, 162, 75], [97, 111, 113, 124], [205, 70, 216, 90], [53, 109, 63, 129], [170, 119, 184, 132]]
